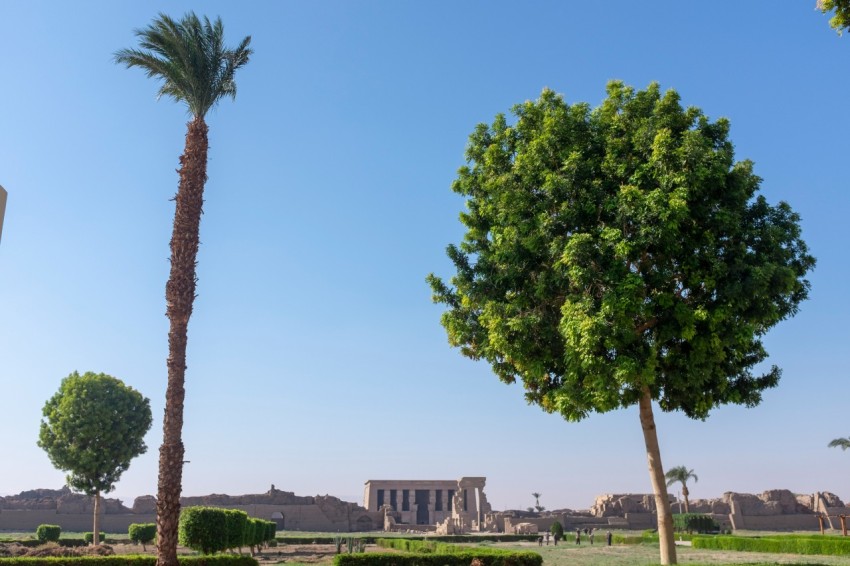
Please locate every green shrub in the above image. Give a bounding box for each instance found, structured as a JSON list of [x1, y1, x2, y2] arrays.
[[221, 509, 248, 551], [373, 538, 542, 565], [35, 525, 61, 543], [179, 506, 230, 554], [673, 513, 719, 533], [691, 534, 850, 556], [334, 552, 542, 566], [129, 523, 157, 550], [83, 533, 109, 544]]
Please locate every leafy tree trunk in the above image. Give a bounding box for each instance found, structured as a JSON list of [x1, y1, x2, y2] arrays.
[[156, 117, 209, 566], [639, 387, 677, 565], [682, 484, 690, 514], [93, 491, 100, 545]]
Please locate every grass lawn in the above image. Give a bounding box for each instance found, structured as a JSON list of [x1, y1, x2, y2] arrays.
[[487, 540, 850, 566]]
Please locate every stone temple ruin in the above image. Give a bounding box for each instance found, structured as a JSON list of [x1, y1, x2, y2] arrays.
[[1, 483, 847, 534], [363, 477, 498, 533]]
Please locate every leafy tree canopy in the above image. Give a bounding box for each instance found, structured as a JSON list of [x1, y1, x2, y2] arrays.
[[38, 371, 153, 496], [818, 0, 850, 33], [429, 81, 814, 424]]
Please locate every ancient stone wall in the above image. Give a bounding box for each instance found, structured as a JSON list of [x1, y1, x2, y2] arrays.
[[0, 487, 380, 534]]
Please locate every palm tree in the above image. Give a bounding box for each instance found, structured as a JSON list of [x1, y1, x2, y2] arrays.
[[829, 437, 850, 450], [115, 13, 251, 566], [665, 466, 698, 514], [532, 492, 542, 510]]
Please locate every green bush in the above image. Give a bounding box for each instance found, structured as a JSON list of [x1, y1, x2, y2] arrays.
[[373, 538, 542, 565], [129, 523, 157, 549], [35, 525, 61, 543], [179, 506, 230, 554], [275, 534, 537, 545], [334, 552, 542, 566], [673, 513, 719, 533], [221, 509, 248, 551], [0, 555, 259, 566], [691, 534, 850, 556], [83, 531, 106, 544]]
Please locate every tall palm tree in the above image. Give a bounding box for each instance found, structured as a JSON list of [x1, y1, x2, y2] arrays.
[[665, 466, 698, 514], [532, 492, 541, 509], [829, 437, 850, 450], [115, 13, 251, 566]]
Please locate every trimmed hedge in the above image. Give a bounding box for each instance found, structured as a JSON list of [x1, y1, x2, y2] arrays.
[[0, 556, 259, 566], [692, 534, 850, 556], [371, 538, 542, 565], [334, 551, 542, 566], [178, 507, 277, 554], [275, 534, 538, 545], [179, 507, 230, 554], [35, 526, 61, 543], [673, 513, 719, 533]]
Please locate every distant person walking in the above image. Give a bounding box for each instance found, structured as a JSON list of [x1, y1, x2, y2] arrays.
[[589, 528, 595, 545], [575, 528, 581, 545], [606, 530, 613, 546]]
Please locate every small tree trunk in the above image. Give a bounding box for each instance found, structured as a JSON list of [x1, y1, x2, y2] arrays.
[[682, 485, 690, 514], [639, 387, 677, 565], [93, 491, 101, 545]]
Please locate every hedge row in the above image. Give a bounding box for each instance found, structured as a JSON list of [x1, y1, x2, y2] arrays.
[[691, 535, 850, 556], [275, 534, 538, 545], [334, 551, 543, 566], [372, 538, 542, 565], [178, 507, 275, 555], [672, 513, 719, 533], [0, 556, 258, 566]]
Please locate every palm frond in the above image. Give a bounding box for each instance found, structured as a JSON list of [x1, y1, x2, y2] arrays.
[[115, 11, 252, 118], [828, 437, 850, 450]]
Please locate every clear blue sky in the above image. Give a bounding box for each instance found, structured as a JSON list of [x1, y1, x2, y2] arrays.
[[1, 1, 847, 513]]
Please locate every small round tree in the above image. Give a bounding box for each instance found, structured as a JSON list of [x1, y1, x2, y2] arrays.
[[38, 371, 152, 545], [550, 521, 564, 542]]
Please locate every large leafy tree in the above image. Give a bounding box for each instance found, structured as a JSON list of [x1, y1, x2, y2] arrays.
[[665, 466, 698, 513], [818, 0, 850, 33], [828, 437, 850, 450], [428, 82, 814, 565], [115, 13, 251, 566], [38, 371, 152, 545]]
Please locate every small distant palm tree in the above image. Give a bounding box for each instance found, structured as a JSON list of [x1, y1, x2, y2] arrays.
[[532, 492, 542, 509], [665, 466, 698, 513], [828, 437, 850, 450]]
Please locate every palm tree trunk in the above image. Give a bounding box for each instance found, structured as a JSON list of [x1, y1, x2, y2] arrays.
[[156, 116, 209, 566], [639, 387, 677, 565], [93, 491, 100, 545], [682, 485, 690, 514]]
